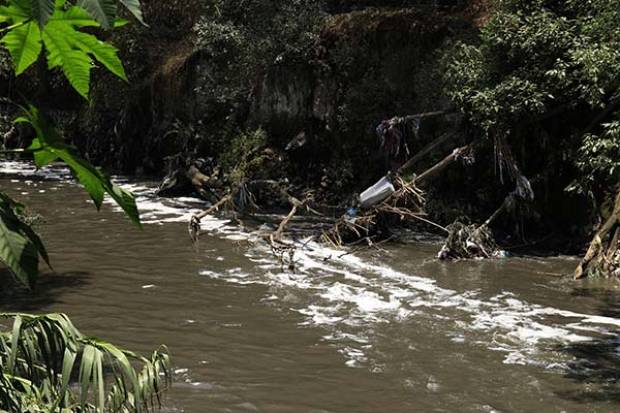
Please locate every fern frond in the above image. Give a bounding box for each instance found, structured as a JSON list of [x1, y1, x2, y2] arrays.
[[0, 21, 42, 74], [41, 23, 93, 98]]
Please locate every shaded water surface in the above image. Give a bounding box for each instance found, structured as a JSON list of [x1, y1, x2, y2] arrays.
[[2, 161, 620, 412]]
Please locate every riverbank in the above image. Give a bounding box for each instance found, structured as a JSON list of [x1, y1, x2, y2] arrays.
[[1, 0, 616, 272]]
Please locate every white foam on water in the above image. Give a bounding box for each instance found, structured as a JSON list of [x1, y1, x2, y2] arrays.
[[1, 160, 71, 180], [199, 268, 257, 285], [219, 236, 620, 371], [82, 177, 620, 369], [4, 160, 620, 373]]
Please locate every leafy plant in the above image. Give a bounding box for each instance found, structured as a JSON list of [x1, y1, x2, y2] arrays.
[[19, 104, 141, 227], [0, 193, 49, 289], [443, 0, 620, 195], [572, 113, 620, 195], [0, 0, 132, 99], [443, 0, 620, 135], [0, 312, 171, 412], [0, 3, 172, 412], [0, 0, 144, 287]]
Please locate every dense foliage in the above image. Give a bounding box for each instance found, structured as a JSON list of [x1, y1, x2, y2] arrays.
[[444, 0, 620, 196], [191, 0, 323, 144]]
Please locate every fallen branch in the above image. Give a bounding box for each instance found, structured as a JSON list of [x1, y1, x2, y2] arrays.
[[437, 222, 498, 260], [402, 110, 455, 122], [265, 193, 315, 272], [188, 192, 236, 243], [321, 143, 475, 247], [270, 195, 312, 243], [414, 145, 471, 186], [397, 132, 456, 175]]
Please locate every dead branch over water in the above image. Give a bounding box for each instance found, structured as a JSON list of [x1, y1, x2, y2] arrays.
[[187, 135, 472, 264]]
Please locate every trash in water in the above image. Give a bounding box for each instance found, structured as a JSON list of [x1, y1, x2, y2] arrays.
[[359, 176, 395, 209], [493, 250, 510, 259]]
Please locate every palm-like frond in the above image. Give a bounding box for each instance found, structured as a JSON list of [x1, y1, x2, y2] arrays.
[[0, 0, 138, 99], [0, 313, 171, 412]]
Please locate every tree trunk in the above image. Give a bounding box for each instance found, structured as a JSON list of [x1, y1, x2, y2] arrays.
[[575, 191, 620, 279]]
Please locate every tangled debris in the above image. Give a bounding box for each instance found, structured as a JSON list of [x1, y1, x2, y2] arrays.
[[186, 137, 482, 264], [321, 175, 428, 247], [186, 144, 482, 271], [437, 222, 499, 260], [181, 111, 544, 266]]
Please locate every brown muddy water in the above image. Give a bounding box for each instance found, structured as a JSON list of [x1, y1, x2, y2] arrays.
[[2, 160, 620, 413]]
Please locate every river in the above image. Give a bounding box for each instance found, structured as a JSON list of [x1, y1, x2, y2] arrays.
[[1, 160, 620, 412]]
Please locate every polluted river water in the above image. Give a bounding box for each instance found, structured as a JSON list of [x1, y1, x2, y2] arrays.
[[1, 160, 620, 413]]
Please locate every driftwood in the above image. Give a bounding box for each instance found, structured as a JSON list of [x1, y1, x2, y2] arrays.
[[188, 192, 236, 242], [270, 195, 312, 243], [437, 222, 498, 260], [186, 165, 215, 198], [323, 202, 431, 248], [183, 138, 527, 266], [267, 194, 314, 272], [188, 181, 317, 270], [158, 156, 223, 201], [414, 145, 471, 185], [321, 145, 472, 247], [437, 136, 534, 260], [575, 191, 620, 279]]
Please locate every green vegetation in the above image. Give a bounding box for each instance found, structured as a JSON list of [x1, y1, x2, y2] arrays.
[[220, 128, 269, 186], [444, 0, 620, 197], [1, 0, 128, 99], [0, 313, 170, 412], [0, 0, 142, 286], [443, 0, 620, 276], [0, 2, 171, 412]]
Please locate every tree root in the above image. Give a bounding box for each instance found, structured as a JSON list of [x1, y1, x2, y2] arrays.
[[575, 191, 620, 279]]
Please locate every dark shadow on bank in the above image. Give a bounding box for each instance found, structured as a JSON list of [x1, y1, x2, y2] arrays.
[[554, 287, 620, 404], [0, 269, 90, 312]]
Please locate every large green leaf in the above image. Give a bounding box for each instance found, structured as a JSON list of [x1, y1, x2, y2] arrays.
[[22, 105, 142, 227], [3, 191, 51, 268], [0, 21, 42, 75], [64, 25, 127, 80], [30, 0, 55, 27], [0, 207, 37, 287], [41, 24, 92, 99], [119, 0, 144, 25], [77, 0, 116, 29], [1, 2, 128, 99], [0, 193, 49, 288]]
